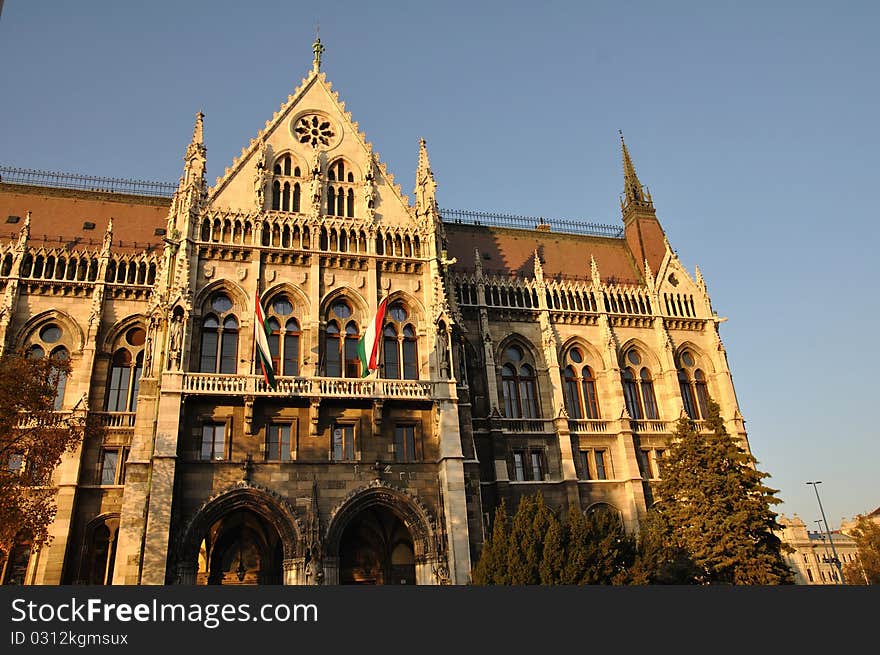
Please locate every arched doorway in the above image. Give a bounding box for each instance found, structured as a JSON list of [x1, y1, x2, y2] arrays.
[[197, 510, 283, 585], [339, 506, 415, 585], [177, 483, 303, 585]]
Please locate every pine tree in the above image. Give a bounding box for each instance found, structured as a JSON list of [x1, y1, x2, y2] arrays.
[[628, 508, 699, 584], [538, 499, 564, 584], [562, 504, 635, 584], [471, 499, 509, 584], [654, 399, 794, 584], [507, 494, 540, 584]]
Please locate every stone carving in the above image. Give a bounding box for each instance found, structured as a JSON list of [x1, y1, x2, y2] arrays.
[[253, 141, 268, 210], [168, 312, 183, 370]]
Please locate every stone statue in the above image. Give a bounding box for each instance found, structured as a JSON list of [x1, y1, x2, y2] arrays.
[[168, 313, 183, 370], [254, 144, 268, 211], [309, 152, 323, 215], [437, 326, 450, 379], [305, 547, 324, 585]]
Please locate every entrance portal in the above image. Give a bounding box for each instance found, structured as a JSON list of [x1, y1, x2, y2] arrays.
[[339, 506, 415, 585], [196, 510, 283, 585]]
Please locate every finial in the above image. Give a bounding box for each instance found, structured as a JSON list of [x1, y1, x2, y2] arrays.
[[590, 255, 601, 287], [312, 27, 325, 72], [192, 111, 204, 145], [533, 249, 544, 283], [620, 130, 645, 206]]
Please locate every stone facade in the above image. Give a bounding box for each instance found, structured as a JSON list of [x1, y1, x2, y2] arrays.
[[776, 515, 863, 585], [0, 45, 751, 585]]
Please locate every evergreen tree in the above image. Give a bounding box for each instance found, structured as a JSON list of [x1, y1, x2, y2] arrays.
[[507, 494, 540, 584], [628, 508, 699, 584], [653, 399, 793, 584], [563, 504, 635, 584], [842, 515, 880, 585], [539, 500, 565, 585], [471, 499, 509, 584]]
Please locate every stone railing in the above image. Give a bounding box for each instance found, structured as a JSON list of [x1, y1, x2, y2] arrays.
[[492, 418, 554, 434], [182, 374, 434, 400], [567, 419, 610, 434], [630, 419, 672, 433], [91, 411, 136, 429]]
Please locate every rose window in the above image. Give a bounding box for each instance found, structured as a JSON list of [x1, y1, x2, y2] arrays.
[[294, 115, 334, 147]]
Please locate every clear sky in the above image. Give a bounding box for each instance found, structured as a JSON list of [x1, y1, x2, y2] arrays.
[[1, 1, 877, 529]]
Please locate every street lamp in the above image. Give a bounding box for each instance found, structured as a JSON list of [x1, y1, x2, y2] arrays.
[[806, 481, 845, 584]]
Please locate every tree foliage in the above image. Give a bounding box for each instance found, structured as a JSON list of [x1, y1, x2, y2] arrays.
[[842, 515, 880, 585], [651, 399, 794, 584], [0, 351, 95, 560], [472, 493, 634, 585]]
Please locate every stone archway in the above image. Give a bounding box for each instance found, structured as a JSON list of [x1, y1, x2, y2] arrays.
[[176, 482, 304, 585], [324, 481, 446, 586]]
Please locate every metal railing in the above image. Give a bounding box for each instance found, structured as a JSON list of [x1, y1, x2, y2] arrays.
[[0, 166, 176, 198], [182, 374, 435, 400], [441, 208, 624, 238]]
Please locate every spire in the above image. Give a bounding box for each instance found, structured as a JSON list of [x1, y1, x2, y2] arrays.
[[619, 130, 652, 209], [533, 250, 544, 283], [590, 255, 601, 287], [16, 211, 31, 250], [312, 32, 325, 73], [415, 138, 438, 217], [192, 111, 204, 145]]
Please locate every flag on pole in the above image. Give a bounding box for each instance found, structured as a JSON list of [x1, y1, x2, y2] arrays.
[[358, 295, 389, 377], [254, 290, 277, 389]]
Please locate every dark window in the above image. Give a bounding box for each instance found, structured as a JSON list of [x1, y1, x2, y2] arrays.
[[51, 347, 68, 410], [394, 425, 417, 462], [622, 368, 642, 419], [512, 450, 526, 481], [219, 316, 239, 374], [679, 369, 698, 419], [580, 451, 592, 480], [530, 450, 545, 481], [383, 325, 399, 379], [100, 449, 119, 485], [200, 424, 226, 461], [332, 424, 355, 461], [325, 321, 341, 377], [640, 368, 658, 419], [694, 369, 710, 418], [283, 319, 300, 376], [344, 321, 360, 378], [266, 424, 292, 461], [594, 449, 607, 480], [200, 315, 219, 372]]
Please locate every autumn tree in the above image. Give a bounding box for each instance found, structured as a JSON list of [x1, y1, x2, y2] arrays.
[[0, 350, 95, 565], [651, 399, 793, 584], [842, 515, 880, 585]]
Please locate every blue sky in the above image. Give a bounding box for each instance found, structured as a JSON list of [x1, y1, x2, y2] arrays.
[[1, 1, 877, 528]]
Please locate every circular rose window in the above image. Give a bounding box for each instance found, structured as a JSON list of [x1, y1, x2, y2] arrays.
[[293, 114, 335, 148]]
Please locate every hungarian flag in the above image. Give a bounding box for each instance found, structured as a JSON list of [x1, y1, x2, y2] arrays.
[[254, 291, 277, 389], [358, 295, 389, 377]]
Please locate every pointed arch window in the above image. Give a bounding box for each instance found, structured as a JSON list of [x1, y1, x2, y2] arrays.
[[271, 155, 302, 212], [24, 322, 74, 411], [640, 368, 658, 419], [264, 295, 300, 376], [199, 294, 239, 374], [562, 347, 600, 419], [106, 327, 146, 412], [677, 349, 711, 419], [622, 367, 642, 420], [324, 300, 360, 378], [500, 345, 540, 419], [382, 302, 418, 380], [326, 159, 356, 217], [50, 347, 69, 410]]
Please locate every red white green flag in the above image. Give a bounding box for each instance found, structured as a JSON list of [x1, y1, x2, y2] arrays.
[[254, 290, 277, 389], [358, 295, 389, 377]]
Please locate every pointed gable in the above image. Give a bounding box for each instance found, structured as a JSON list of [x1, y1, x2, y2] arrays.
[[206, 69, 416, 230]]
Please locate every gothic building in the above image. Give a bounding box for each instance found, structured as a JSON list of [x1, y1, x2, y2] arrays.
[[0, 42, 749, 585]]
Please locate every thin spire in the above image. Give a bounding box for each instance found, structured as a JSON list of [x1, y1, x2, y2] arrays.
[[192, 111, 204, 145], [619, 130, 644, 205], [312, 27, 325, 72], [414, 137, 437, 216]]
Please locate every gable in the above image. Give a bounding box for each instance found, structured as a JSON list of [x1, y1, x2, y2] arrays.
[[206, 71, 416, 231]]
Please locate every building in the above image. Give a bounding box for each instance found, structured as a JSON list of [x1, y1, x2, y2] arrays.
[[776, 515, 862, 585], [0, 41, 751, 585]]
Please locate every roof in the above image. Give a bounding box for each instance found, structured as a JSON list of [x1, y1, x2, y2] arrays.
[[444, 223, 642, 284], [0, 183, 171, 254]]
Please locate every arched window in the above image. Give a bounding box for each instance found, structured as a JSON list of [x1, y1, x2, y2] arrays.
[[382, 302, 418, 380], [500, 345, 540, 418], [24, 322, 73, 410], [622, 368, 641, 419], [199, 294, 238, 374], [639, 368, 658, 419], [265, 295, 300, 376], [324, 299, 359, 378], [271, 155, 301, 213], [106, 326, 146, 412], [326, 159, 356, 218], [80, 519, 118, 585], [621, 349, 659, 420], [561, 347, 600, 419], [677, 349, 711, 419]]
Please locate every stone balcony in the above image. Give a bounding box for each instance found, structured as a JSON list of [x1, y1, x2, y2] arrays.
[[180, 373, 438, 401]]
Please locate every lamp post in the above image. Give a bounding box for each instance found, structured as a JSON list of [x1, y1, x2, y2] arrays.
[[806, 481, 845, 584]]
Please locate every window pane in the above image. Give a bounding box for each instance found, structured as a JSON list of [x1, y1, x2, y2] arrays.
[[519, 379, 538, 418], [100, 450, 118, 485], [220, 330, 238, 374], [383, 336, 399, 379], [344, 337, 360, 378], [696, 382, 710, 419], [283, 334, 299, 376], [622, 374, 642, 420], [530, 451, 544, 481], [503, 379, 518, 418], [513, 452, 525, 481], [642, 380, 659, 419], [395, 426, 416, 462], [107, 365, 131, 412], [680, 377, 697, 419], [580, 451, 591, 480], [212, 425, 226, 460], [402, 339, 418, 380], [326, 334, 341, 377], [594, 450, 607, 479], [200, 330, 218, 373], [564, 375, 582, 419], [582, 379, 600, 419]]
